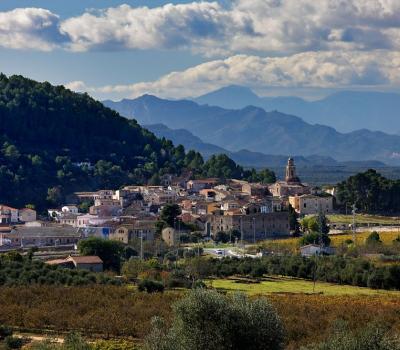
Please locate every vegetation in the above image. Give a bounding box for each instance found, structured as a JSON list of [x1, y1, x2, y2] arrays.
[[0, 74, 276, 210], [1, 286, 400, 349], [144, 289, 284, 350], [336, 169, 400, 213], [208, 276, 400, 296], [78, 237, 125, 271], [183, 256, 400, 290], [301, 321, 400, 350], [0, 251, 120, 286]]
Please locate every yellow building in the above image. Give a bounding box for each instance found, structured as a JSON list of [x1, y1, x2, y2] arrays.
[[289, 194, 333, 215]]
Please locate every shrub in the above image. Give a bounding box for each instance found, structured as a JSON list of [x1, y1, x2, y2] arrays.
[[0, 325, 12, 339], [5, 336, 23, 349], [138, 279, 165, 293], [144, 289, 284, 350]]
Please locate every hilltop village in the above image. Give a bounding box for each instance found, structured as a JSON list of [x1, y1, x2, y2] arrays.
[[0, 158, 334, 259]]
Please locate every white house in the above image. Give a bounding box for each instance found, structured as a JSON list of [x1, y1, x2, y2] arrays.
[[300, 244, 335, 257], [62, 205, 79, 214]]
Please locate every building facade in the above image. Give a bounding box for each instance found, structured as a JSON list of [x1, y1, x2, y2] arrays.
[[289, 194, 334, 215], [207, 211, 290, 241]]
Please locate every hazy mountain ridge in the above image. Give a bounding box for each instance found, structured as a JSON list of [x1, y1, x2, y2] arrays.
[[194, 85, 400, 134], [103, 95, 400, 164]]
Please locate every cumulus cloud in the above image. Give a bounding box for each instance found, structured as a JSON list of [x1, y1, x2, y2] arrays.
[[59, 2, 255, 54], [57, 0, 400, 55], [2, 1, 400, 55], [65, 50, 400, 99], [0, 8, 64, 51]]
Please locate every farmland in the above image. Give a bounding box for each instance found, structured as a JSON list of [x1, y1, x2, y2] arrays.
[[207, 276, 400, 296], [0, 286, 399, 350]]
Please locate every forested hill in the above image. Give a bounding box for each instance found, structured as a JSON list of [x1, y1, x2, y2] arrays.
[[0, 74, 197, 209], [0, 74, 274, 210]]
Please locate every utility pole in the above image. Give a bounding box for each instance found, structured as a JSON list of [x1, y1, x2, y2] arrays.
[[253, 217, 256, 244], [240, 216, 244, 257], [352, 204, 357, 245], [140, 230, 144, 260]]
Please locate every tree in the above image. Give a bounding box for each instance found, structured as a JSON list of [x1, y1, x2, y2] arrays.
[[300, 216, 317, 233], [78, 237, 124, 271], [288, 204, 300, 233], [366, 231, 382, 246], [228, 229, 241, 243], [46, 186, 63, 206], [144, 289, 284, 350], [300, 232, 331, 246], [122, 259, 146, 281], [317, 211, 330, 234], [214, 231, 230, 243], [160, 204, 181, 227]]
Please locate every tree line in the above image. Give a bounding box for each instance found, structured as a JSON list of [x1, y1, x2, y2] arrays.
[[336, 169, 400, 213]]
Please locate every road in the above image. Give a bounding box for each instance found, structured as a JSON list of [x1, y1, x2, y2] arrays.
[[204, 248, 259, 259]]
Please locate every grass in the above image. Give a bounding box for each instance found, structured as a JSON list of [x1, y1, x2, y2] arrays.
[[327, 214, 400, 225], [207, 276, 400, 296], [257, 231, 400, 253], [330, 230, 400, 246]]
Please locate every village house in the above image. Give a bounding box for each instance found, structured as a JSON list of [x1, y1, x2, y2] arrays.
[[161, 227, 179, 246], [207, 210, 290, 241], [62, 205, 79, 214], [0, 205, 19, 224], [242, 183, 269, 197], [187, 179, 218, 193], [289, 194, 334, 215], [18, 208, 37, 223], [4, 224, 81, 248], [300, 244, 335, 257], [109, 220, 156, 244], [46, 255, 103, 272]]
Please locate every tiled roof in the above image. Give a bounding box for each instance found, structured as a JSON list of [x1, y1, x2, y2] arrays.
[[68, 255, 103, 264]]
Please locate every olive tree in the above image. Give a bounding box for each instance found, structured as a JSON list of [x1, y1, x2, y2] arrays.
[[144, 289, 285, 350]]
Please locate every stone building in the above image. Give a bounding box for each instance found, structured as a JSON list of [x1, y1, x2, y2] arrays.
[[207, 211, 289, 241], [289, 194, 334, 215], [110, 220, 156, 244], [161, 227, 179, 247], [268, 158, 311, 198]]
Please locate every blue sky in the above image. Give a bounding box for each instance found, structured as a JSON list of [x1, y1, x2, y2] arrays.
[[1, 1, 400, 100]]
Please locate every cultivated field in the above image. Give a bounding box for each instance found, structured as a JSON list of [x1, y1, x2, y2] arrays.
[[327, 214, 400, 225], [1, 286, 400, 350], [259, 230, 400, 252], [207, 276, 400, 296]]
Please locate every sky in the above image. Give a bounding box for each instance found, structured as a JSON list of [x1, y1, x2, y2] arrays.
[[1, 0, 400, 101]]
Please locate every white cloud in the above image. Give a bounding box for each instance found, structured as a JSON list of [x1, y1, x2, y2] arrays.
[[2, 1, 400, 55], [57, 0, 400, 55], [0, 8, 63, 51], [59, 2, 255, 54], [66, 51, 400, 100]]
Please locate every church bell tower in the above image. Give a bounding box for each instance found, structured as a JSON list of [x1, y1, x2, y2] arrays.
[[285, 157, 300, 184]]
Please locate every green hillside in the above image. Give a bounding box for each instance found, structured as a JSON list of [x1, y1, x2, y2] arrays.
[[0, 74, 201, 209], [0, 74, 273, 210]]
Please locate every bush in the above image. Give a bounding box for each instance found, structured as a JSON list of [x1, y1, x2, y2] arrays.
[[5, 336, 23, 349], [138, 279, 165, 293], [0, 325, 12, 340], [144, 289, 284, 350]]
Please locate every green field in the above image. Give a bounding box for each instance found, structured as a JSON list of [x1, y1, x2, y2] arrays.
[[208, 276, 400, 296], [327, 214, 400, 225]]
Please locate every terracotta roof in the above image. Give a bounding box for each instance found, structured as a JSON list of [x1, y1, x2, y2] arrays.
[[0, 205, 17, 210], [68, 255, 103, 264]]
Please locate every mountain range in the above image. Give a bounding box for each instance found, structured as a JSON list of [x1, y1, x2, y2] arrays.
[[103, 95, 400, 165], [194, 85, 400, 135], [145, 123, 385, 169]]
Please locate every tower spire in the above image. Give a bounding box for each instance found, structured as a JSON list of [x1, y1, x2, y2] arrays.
[[285, 157, 300, 184]]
